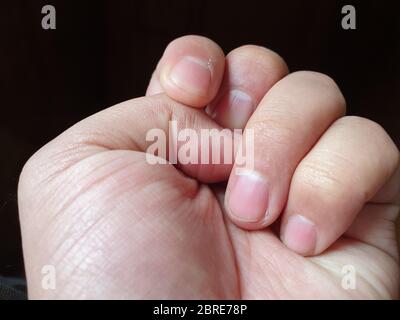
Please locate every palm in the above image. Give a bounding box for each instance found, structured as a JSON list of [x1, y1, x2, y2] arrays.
[[226, 213, 398, 299], [29, 151, 395, 299]]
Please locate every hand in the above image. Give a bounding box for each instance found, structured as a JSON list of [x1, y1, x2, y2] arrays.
[[18, 36, 399, 299]]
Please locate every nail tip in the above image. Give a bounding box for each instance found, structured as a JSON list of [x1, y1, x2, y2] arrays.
[[282, 214, 317, 256]]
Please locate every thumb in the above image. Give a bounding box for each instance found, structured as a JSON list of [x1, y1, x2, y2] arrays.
[[146, 35, 225, 108], [24, 93, 234, 183]]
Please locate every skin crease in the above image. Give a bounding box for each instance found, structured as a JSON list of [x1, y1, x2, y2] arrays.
[[18, 36, 399, 299]]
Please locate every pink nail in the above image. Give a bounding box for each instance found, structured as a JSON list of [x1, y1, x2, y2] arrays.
[[282, 215, 316, 255], [169, 56, 211, 94], [228, 171, 269, 222], [213, 89, 254, 128]]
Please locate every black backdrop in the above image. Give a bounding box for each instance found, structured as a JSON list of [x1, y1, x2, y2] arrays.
[[0, 0, 399, 277]]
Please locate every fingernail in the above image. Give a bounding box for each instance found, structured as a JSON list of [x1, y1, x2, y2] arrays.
[[282, 215, 316, 255], [213, 89, 254, 128], [168, 56, 211, 94], [228, 171, 269, 222]]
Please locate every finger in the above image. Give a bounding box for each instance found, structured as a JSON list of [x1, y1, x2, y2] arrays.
[[206, 45, 288, 129], [370, 162, 400, 205], [345, 203, 399, 261], [146, 35, 225, 108], [225, 71, 346, 229], [280, 116, 399, 256], [25, 94, 233, 184]]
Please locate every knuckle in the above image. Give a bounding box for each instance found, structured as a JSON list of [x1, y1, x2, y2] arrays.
[[18, 151, 44, 215], [18, 155, 36, 192], [336, 116, 399, 169], [338, 116, 386, 138], [291, 71, 338, 88], [295, 158, 363, 203], [337, 115, 380, 130], [18, 149, 45, 189], [277, 71, 346, 114], [230, 45, 288, 71], [251, 114, 297, 148], [231, 44, 272, 58], [167, 34, 209, 47]]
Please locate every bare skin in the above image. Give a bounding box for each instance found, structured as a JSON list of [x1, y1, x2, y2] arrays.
[[18, 36, 399, 299]]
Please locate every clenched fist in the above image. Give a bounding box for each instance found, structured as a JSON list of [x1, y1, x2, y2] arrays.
[[18, 36, 399, 299]]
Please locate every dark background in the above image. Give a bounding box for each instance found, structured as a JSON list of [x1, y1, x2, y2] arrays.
[[0, 0, 398, 278]]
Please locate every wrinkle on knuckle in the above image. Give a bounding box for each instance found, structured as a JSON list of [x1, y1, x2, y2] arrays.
[[285, 71, 346, 111], [291, 71, 338, 89], [232, 45, 288, 73], [250, 108, 300, 150], [18, 142, 104, 215], [335, 116, 399, 173], [296, 157, 364, 203], [335, 116, 387, 140], [252, 121, 294, 149]]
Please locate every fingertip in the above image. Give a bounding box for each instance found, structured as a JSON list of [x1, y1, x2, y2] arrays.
[[160, 56, 212, 105], [280, 214, 317, 256], [224, 169, 273, 231], [158, 35, 225, 107], [207, 44, 289, 129]]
